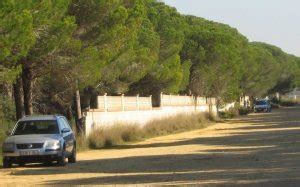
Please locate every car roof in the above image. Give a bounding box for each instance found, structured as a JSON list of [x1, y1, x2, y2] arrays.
[[19, 115, 63, 122]]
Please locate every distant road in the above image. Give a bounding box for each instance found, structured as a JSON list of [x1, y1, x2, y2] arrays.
[[1, 107, 300, 186]]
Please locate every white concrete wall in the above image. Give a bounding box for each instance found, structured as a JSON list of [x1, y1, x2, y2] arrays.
[[84, 105, 217, 136]]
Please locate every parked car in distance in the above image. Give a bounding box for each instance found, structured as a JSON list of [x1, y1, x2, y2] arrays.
[[2, 115, 76, 168], [254, 100, 272, 113]]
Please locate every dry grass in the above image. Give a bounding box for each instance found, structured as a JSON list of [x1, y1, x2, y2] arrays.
[[143, 113, 212, 137], [76, 134, 89, 152], [88, 124, 142, 149], [87, 113, 216, 149]]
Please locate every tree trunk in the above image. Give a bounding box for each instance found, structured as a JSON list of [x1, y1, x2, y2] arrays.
[[13, 77, 25, 120], [74, 90, 83, 134], [22, 65, 34, 115]]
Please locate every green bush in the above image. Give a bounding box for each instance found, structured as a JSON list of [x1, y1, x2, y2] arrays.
[[279, 100, 297, 107], [238, 107, 250, 116], [0, 96, 15, 120], [271, 103, 280, 109], [219, 107, 239, 119], [271, 97, 280, 104], [272, 97, 297, 107], [0, 96, 16, 166]]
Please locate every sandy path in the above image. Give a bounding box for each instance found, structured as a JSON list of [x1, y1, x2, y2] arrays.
[[1, 107, 300, 186]]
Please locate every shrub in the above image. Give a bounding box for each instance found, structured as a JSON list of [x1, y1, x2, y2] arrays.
[[0, 96, 16, 123], [279, 100, 297, 107], [0, 96, 16, 166], [219, 107, 239, 119], [143, 114, 205, 137], [271, 103, 280, 109], [88, 124, 142, 148], [238, 107, 250, 116], [271, 97, 280, 104], [87, 113, 216, 149], [272, 97, 297, 107]]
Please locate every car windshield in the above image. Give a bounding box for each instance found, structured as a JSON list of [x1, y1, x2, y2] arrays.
[[255, 100, 268, 105], [13, 120, 59, 135]]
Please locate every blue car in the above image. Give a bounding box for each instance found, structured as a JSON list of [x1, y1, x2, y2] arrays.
[[254, 100, 272, 113]]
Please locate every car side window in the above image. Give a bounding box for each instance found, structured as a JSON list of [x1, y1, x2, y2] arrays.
[[61, 118, 71, 130], [58, 118, 67, 131]]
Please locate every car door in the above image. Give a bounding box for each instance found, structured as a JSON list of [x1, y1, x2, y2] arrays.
[[61, 117, 75, 153], [58, 118, 72, 154]]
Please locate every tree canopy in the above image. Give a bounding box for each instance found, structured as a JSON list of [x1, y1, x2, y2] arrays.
[[1, 0, 300, 118]]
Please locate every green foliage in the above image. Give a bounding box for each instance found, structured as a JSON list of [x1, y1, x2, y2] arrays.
[[69, 0, 161, 94], [129, 1, 189, 95], [0, 65, 22, 83], [240, 43, 279, 96], [219, 107, 239, 119], [0, 96, 15, 123], [0, 0, 35, 82], [1, 0, 300, 118], [0, 0, 34, 61], [0, 96, 15, 166], [182, 16, 248, 102], [0, 0, 75, 61], [279, 100, 297, 107], [238, 107, 250, 116]]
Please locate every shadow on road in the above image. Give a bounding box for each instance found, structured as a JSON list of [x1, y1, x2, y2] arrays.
[[8, 107, 300, 186]]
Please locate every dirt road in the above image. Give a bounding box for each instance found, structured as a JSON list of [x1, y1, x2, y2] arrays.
[[1, 107, 300, 186]]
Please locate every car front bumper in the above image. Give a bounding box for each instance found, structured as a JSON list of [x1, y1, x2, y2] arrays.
[[4, 154, 61, 164], [254, 108, 269, 112], [3, 148, 63, 163]]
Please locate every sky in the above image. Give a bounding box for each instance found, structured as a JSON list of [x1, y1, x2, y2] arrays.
[[163, 0, 300, 57]]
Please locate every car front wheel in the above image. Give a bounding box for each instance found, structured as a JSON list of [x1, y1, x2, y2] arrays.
[[3, 157, 12, 168], [18, 161, 25, 167], [57, 148, 66, 166], [68, 145, 76, 163]]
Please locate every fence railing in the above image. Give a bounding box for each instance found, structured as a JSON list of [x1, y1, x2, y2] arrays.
[[161, 94, 194, 106], [160, 93, 216, 107], [97, 94, 152, 112], [95, 93, 216, 112]]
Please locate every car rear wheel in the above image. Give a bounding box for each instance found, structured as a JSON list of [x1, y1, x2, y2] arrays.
[[3, 157, 12, 168], [68, 145, 76, 163]]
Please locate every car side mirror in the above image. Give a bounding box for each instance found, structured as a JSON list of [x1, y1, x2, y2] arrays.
[[5, 130, 11, 136], [61, 128, 70, 134]]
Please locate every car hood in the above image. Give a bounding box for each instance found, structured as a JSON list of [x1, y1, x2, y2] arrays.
[[4, 134, 62, 144]]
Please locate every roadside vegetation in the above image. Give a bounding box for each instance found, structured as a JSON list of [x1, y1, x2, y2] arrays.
[[271, 98, 299, 107], [1, 0, 300, 126], [0, 96, 15, 166], [86, 113, 216, 149], [0, 0, 300, 153], [219, 103, 251, 119], [279, 100, 298, 107]]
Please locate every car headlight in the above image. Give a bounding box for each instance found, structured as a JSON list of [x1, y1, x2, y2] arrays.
[[45, 141, 60, 149], [3, 143, 14, 151]]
